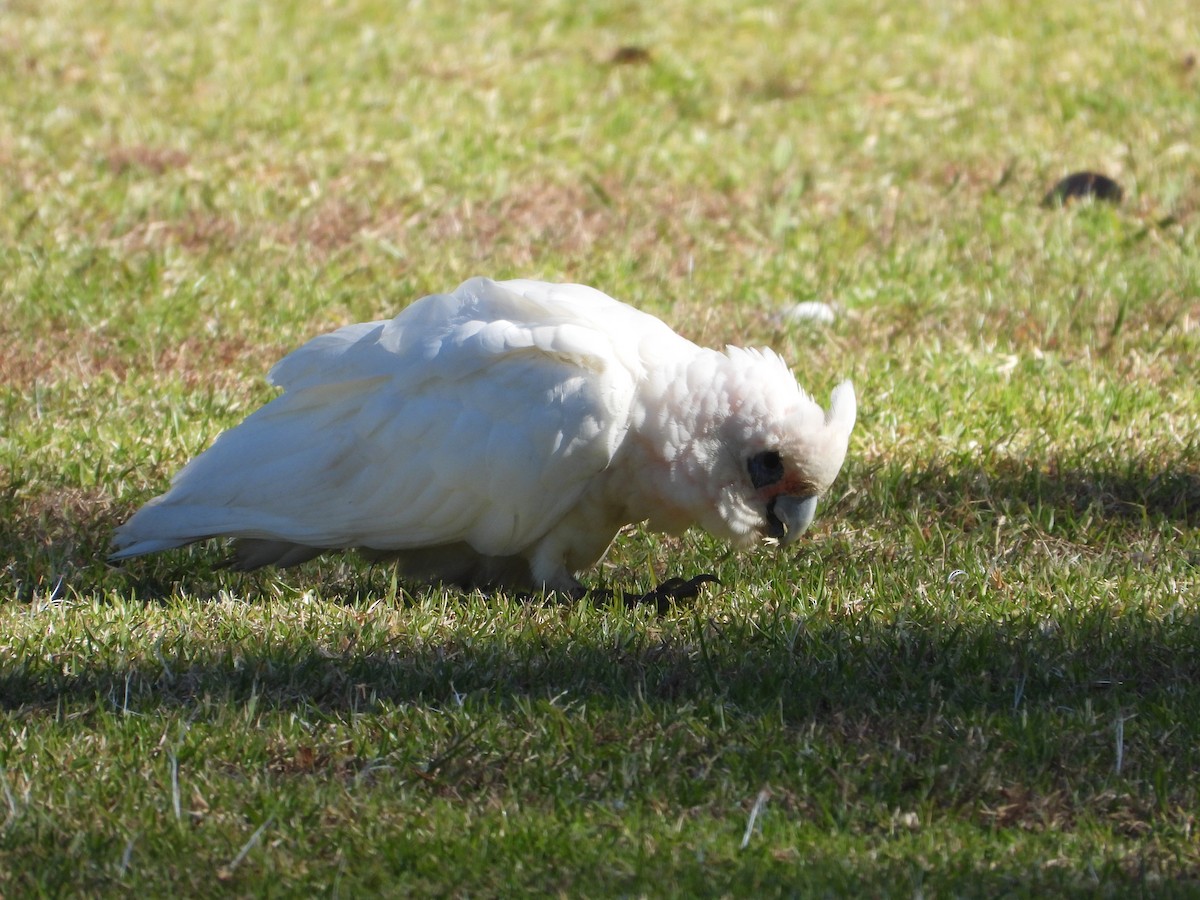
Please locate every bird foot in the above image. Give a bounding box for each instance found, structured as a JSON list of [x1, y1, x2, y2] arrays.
[[590, 573, 720, 615]]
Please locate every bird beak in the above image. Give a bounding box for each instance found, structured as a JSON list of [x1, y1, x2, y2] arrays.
[[767, 495, 819, 546]]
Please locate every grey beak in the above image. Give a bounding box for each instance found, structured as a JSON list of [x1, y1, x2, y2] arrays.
[[770, 495, 819, 546]]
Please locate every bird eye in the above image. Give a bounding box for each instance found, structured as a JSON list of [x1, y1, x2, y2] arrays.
[[747, 450, 785, 489]]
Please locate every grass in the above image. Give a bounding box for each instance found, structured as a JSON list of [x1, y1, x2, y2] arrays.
[[3, 0, 1200, 894]]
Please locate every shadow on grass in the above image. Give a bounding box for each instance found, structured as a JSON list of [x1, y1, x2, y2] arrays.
[[5, 594, 1200, 728], [840, 453, 1200, 528], [5, 449, 1200, 722]]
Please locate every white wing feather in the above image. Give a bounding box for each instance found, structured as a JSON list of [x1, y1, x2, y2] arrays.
[[111, 278, 652, 559]]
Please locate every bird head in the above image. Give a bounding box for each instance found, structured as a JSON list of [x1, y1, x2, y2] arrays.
[[740, 379, 856, 546], [677, 348, 856, 548]]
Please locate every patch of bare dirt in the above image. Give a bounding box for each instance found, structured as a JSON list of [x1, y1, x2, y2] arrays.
[[254, 175, 755, 272], [0, 327, 278, 393], [426, 177, 752, 274], [104, 144, 191, 176], [979, 784, 1076, 831], [112, 208, 241, 255], [98, 168, 758, 286]]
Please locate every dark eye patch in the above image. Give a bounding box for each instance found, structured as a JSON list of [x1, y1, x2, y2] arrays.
[[748, 450, 785, 489]]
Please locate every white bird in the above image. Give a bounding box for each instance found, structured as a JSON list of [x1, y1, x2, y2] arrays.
[[111, 277, 856, 595]]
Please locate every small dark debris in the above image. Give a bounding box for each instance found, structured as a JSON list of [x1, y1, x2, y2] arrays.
[[1182, 51, 1196, 72], [627, 573, 720, 616], [587, 573, 719, 616], [1042, 171, 1123, 208], [609, 46, 653, 66]]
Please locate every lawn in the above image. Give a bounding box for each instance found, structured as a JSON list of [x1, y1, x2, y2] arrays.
[[3, 0, 1200, 894]]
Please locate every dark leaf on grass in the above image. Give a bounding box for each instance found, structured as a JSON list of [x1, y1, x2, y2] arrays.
[[1042, 171, 1123, 207], [610, 46, 653, 66]]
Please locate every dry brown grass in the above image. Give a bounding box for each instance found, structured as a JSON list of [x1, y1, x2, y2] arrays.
[[104, 144, 192, 177], [0, 326, 282, 393], [98, 174, 755, 273]]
